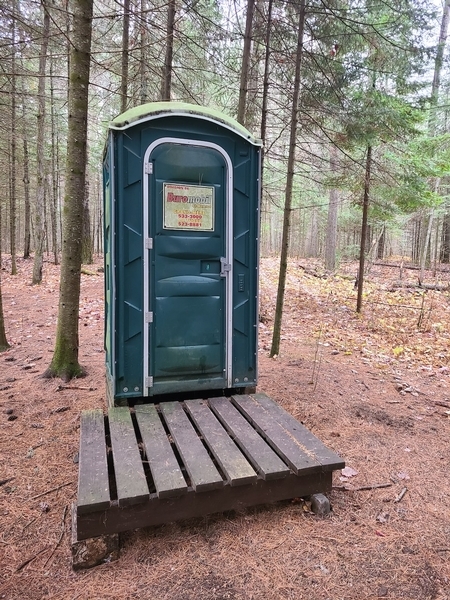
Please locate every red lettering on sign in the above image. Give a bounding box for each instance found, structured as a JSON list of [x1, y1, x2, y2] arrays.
[[167, 192, 188, 203]]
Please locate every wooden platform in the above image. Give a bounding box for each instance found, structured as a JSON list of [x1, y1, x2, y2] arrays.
[[75, 393, 345, 541]]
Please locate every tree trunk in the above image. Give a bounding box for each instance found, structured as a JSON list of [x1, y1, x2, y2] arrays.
[[420, 209, 434, 280], [429, 0, 450, 135], [10, 89, 17, 276], [377, 225, 385, 260], [259, 0, 273, 258], [324, 144, 339, 271], [44, 174, 49, 255], [440, 214, 450, 262], [161, 0, 175, 101], [259, 0, 273, 184], [10, 2, 18, 275], [365, 224, 372, 254], [270, 0, 305, 357], [22, 87, 31, 259], [82, 175, 93, 264], [50, 60, 59, 265], [0, 274, 9, 352], [120, 0, 130, 113], [356, 145, 372, 313], [237, 0, 255, 126], [44, 0, 93, 380], [32, 0, 50, 285], [140, 0, 149, 103], [0, 206, 10, 351], [411, 217, 421, 263]]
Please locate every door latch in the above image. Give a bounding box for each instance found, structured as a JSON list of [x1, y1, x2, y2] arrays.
[[220, 257, 231, 277]]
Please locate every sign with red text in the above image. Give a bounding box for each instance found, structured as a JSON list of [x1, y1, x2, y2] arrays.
[[163, 183, 215, 231]]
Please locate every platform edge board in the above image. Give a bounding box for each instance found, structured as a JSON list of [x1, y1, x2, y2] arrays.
[[134, 404, 188, 498], [159, 401, 224, 492], [209, 397, 291, 481], [75, 471, 333, 540], [231, 395, 322, 475], [184, 399, 258, 486], [253, 394, 345, 471], [108, 407, 149, 506], [77, 410, 111, 515]]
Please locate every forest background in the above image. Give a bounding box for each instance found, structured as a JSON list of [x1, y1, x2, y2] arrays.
[[1, 0, 450, 280]]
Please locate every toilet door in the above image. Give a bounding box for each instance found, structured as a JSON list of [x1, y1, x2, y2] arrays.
[[145, 140, 232, 395]]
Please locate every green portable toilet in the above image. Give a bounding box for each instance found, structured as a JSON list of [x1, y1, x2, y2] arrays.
[[103, 102, 261, 405]]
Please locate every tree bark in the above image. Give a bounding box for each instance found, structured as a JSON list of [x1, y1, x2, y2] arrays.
[[161, 0, 175, 101], [440, 214, 450, 262], [259, 0, 273, 257], [0, 274, 9, 352], [44, 0, 93, 380], [82, 175, 93, 264], [260, 0, 273, 183], [377, 225, 385, 260], [120, 0, 130, 113], [411, 217, 420, 263], [237, 0, 255, 126], [140, 0, 149, 103], [0, 206, 10, 351], [324, 144, 339, 271], [356, 145, 372, 313], [10, 1, 18, 275], [420, 208, 434, 280], [270, 0, 305, 357], [50, 60, 59, 265], [32, 0, 50, 285], [22, 83, 31, 259], [429, 0, 450, 135]]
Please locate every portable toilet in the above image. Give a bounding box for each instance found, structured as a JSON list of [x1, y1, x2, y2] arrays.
[[103, 102, 262, 405]]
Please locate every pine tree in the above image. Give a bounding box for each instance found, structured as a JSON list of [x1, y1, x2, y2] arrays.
[[44, 0, 94, 380]]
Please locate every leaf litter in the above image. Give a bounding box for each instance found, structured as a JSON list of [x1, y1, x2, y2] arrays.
[[0, 255, 449, 600]]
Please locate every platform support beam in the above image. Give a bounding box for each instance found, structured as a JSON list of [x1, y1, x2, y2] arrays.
[[71, 504, 120, 570]]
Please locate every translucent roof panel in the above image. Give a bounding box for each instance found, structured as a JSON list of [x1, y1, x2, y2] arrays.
[[109, 101, 262, 146]]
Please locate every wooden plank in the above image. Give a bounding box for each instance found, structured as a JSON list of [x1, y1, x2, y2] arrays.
[[77, 410, 110, 515], [135, 405, 188, 498], [76, 471, 333, 540], [253, 393, 345, 471], [159, 402, 223, 492], [108, 407, 149, 506], [231, 395, 322, 475], [185, 400, 257, 486], [209, 397, 290, 480]]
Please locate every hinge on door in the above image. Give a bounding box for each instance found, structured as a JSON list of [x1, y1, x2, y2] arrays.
[[145, 376, 153, 388], [145, 312, 153, 323], [145, 238, 153, 250], [145, 162, 153, 175], [220, 257, 231, 277]]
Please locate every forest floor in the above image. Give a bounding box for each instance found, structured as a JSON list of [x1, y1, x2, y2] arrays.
[[0, 255, 449, 600]]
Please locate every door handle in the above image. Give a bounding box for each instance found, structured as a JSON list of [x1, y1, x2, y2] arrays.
[[220, 257, 231, 277]]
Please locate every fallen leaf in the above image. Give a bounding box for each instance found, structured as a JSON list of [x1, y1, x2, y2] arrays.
[[376, 511, 389, 523], [341, 466, 358, 478]]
